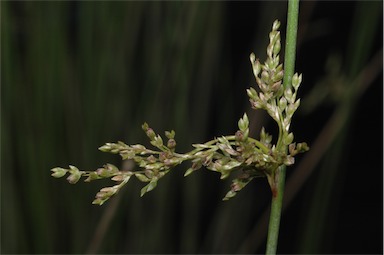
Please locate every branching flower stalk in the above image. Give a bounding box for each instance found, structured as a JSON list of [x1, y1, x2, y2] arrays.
[[52, 18, 308, 250]]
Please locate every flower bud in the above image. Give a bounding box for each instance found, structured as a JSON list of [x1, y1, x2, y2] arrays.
[[289, 143, 296, 155], [140, 179, 158, 197], [297, 142, 309, 153], [292, 73, 302, 90], [144, 169, 154, 178], [67, 172, 81, 184], [184, 168, 195, 177], [279, 96, 287, 112], [273, 36, 281, 57], [135, 173, 150, 182], [165, 130, 175, 139], [167, 138, 176, 149], [250, 55, 261, 78], [191, 160, 203, 170], [96, 167, 108, 177], [284, 155, 295, 166], [235, 130, 244, 142], [273, 70, 284, 82], [261, 70, 269, 84], [99, 143, 112, 152], [84, 172, 100, 182], [286, 103, 296, 117], [105, 163, 119, 174], [92, 198, 105, 205], [270, 81, 281, 93], [147, 155, 157, 163], [272, 19, 280, 31], [110, 174, 124, 182], [51, 167, 67, 178], [238, 113, 249, 131], [146, 128, 156, 140], [283, 132, 294, 145], [284, 88, 294, 103], [247, 87, 258, 100]]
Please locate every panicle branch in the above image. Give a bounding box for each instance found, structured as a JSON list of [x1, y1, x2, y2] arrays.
[[51, 20, 308, 205]]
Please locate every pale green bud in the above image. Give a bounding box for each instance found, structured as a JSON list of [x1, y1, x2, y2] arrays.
[[292, 73, 302, 90], [67, 172, 81, 184], [184, 168, 195, 177], [51, 167, 67, 178], [135, 173, 151, 182], [99, 143, 113, 152], [284, 155, 295, 166], [238, 113, 249, 131], [261, 70, 270, 84], [66, 165, 82, 183], [111, 175, 126, 182], [283, 132, 294, 145], [270, 81, 281, 93], [131, 144, 146, 152], [284, 88, 294, 103], [286, 103, 296, 117], [84, 172, 100, 182], [147, 155, 157, 163], [223, 190, 236, 201], [150, 135, 163, 148], [272, 19, 280, 31], [165, 130, 175, 139], [273, 70, 284, 82], [250, 54, 261, 78], [289, 143, 296, 155], [246, 87, 258, 100], [146, 128, 156, 140], [105, 163, 119, 174], [273, 35, 281, 56], [140, 179, 158, 197], [92, 198, 105, 206], [279, 97, 287, 112], [297, 142, 310, 153]]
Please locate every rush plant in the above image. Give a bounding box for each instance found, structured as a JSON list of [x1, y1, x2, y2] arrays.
[[51, 1, 306, 253]]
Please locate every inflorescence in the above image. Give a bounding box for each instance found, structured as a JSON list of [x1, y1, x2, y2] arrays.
[[51, 20, 308, 205]]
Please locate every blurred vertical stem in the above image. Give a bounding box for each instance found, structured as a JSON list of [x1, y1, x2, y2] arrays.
[[265, 0, 299, 254]]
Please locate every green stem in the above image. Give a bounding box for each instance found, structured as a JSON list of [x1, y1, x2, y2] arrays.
[[265, 166, 286, 254], [265, 0, 299, 254], [282, 0, 299, 90]]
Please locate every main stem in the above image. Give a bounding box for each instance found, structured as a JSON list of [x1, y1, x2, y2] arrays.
[[265, 0, 299, 254], [265, 166, 286, 254]]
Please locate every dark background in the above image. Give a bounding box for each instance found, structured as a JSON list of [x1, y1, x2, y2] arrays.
[[1, 1, 383, 254]]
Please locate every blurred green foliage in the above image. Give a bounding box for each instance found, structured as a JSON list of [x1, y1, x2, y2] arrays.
[[1, 1, 382, 254]]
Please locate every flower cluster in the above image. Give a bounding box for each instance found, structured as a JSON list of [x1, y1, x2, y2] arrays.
[[51, 20, 308, 205]]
